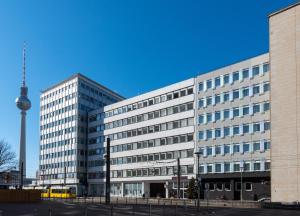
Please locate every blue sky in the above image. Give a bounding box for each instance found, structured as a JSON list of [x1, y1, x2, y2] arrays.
[[0, 0, 297, 177]]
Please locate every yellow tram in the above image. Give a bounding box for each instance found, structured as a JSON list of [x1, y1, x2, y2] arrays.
[[41, 186, 76, 198], [23, 186, 76, 199]]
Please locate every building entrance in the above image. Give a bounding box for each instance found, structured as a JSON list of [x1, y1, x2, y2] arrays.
[[150, 183, 165, 198]]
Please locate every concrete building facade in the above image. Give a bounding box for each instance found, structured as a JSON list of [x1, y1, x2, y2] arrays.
[[269, 3, 300, 203], [88, 79, 195, 198], [38, 74, 123, 195]]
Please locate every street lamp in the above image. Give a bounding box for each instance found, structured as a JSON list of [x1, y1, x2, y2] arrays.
[[240, 160, 244, 202], [194, 151, 202, 211]]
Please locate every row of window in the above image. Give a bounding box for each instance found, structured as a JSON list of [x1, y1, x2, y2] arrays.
[[198, 102, 270, 125], [198, 63, 269, 92], [101, 86, 194, 119], [107, 133, 194, 153], [40, 115, 76, 131], [80, 81, 119, 103], [198, 140, 270, 157], [78, 92, 108, 108], [198, 82, 270, 108], [40, 127, 76, 140], [104, 117, 194, 141], [40, 92, 76, 111], [110, 148, 194, 166], [40, 173, 76, 180], [41, 82, 76, 101], [88, 134, 193, 156], [89, 102, 194, 132], [199, 161, 270, 174], [40, 138, 75, 150], [198, 121, 270, 140], [204, 182, 253, 192], [40, 104, 76, 121], [40, 149, 76, 160], [40, 160, 77, 170]]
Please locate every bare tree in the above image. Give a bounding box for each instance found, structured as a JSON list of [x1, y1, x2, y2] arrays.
[[0, 140, 16, 172]]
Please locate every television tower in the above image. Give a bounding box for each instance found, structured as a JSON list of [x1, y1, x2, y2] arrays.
[[15, 43, 31, 188]]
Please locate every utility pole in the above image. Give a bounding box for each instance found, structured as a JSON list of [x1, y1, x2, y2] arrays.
[[177, 158, 180, 199], [64, 166, 66, 186], [105, 138, 111, 204]]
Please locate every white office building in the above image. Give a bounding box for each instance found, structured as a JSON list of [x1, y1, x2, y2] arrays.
[[88, 78, 195, 198], [38, 73, 123, 195]]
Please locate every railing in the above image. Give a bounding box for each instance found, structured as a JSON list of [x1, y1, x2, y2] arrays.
[[43, 196, 261, 209]]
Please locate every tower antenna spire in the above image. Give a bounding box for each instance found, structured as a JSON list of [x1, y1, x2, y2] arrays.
[[22, 42, 26, 87]]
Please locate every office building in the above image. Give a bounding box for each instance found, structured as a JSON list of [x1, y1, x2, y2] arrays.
[[38, 74, 123, 195], [38, 3, 300, 203]]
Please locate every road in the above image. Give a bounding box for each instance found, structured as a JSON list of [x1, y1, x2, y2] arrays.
[[0, 200, 299, 216]]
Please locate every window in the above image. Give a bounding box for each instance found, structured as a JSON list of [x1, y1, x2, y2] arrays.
[[264, 102, 270, 111], [253, 104, 260, 114], [233, 126, 240, 135], [264, 83, 270, 92], [224, 127, 230, 137], [243, 124, 250, 134], [224, 163, 230, 172], [233, 108, 240, 117], [242, 69, 249, 79], [263, 63, 269, 73], [245, 183, 252, 191], [243, 106, 249, 115], [233, 71, 239, 82], [254, 162, 261, 171], [223, 92, 230, 102], [207, 147, 212, 156], [198, 115, 204, 124], [252, 65, 260, 76], [187, 88, 193, 95], [224, 109, 230, 119], [243, 143, 250, 153], [199, 131, 204, 140], [215, 128, 221, 138], [207, 113, 212, 122], [253, 142, 260, 151], [215, 164, 221, 173], [206, 97, 212, 106], [215, 77, 221, 87], [206, 80, 212, 89], [206, 130, 212, 139], [215, 94, 221, 104], [264, 122, 270, 131], [264, 141, 270, 150], [265, 161, 271, 170], [244, 163, 250, 171], [223, 74, 230, 84], [242, 87, 249, 97], [198, 99, 204, 108], [215, 111, 221, 121], [233, 144, 240, 153], [233, 163, 240, 172], [253, 85, 260, 95], [207, 165, 213, 173], [253, 123, 261, 132], [215, 146, 221, 155], [224, 145, 230, 154], [224, 182, 231, 191], [198, 82, 203, 91], [233, 90, 242, 101]]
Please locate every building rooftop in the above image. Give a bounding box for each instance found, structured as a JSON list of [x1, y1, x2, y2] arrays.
[[41, 73, 125, 100], [269, 1, 300, 17]]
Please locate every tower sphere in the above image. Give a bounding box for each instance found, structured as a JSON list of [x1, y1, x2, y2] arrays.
[[16, 95, 31, 111]]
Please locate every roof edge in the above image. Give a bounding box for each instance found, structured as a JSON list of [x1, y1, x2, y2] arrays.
[[269, 1, 300, 18]]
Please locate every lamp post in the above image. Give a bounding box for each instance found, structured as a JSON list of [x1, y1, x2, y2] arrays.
[[240, 160, 244, 202], [194, 151, 202, 211]]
